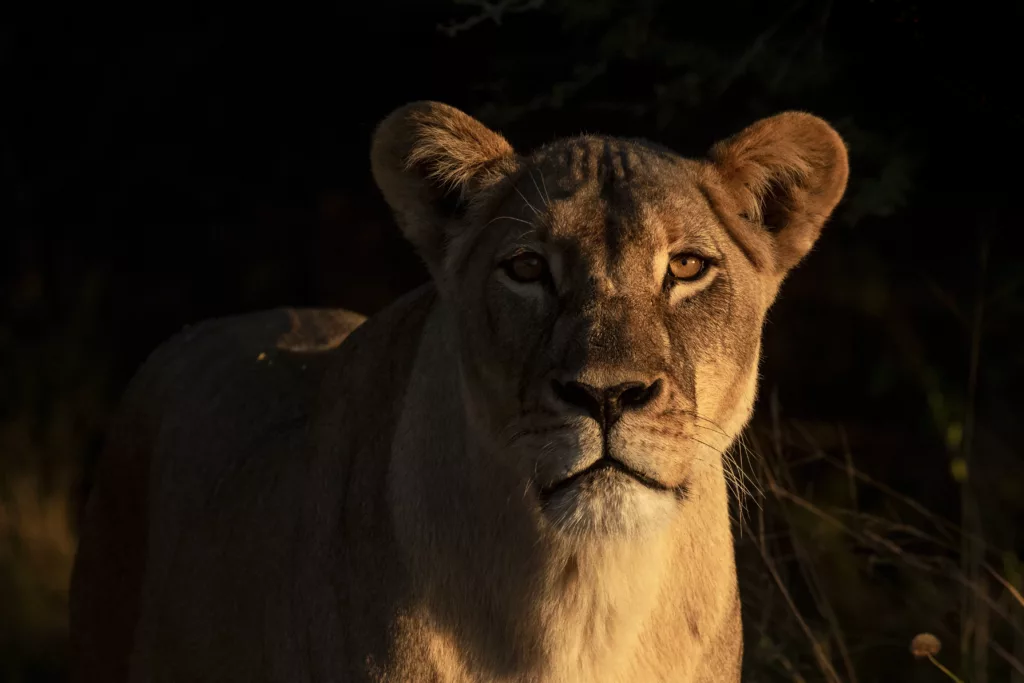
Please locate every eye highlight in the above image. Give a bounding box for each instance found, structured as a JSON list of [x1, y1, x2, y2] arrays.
[[502, 252, 547, 284], [668, 253, 709, 282]]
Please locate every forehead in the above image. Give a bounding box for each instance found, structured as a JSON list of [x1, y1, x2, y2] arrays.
[[503, 136, 725, 257]]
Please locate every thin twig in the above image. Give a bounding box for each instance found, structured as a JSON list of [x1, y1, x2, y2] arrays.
[[985, 563, 1024, 610], [437, 0, 545, 37], [927, 654, 966, 683], [960, 233, 989, 677], [991, 640, 1024, 678]]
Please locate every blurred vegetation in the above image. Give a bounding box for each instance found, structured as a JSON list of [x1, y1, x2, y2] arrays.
[[1, 263, 109, 682], [3, 0, 1022, 680]]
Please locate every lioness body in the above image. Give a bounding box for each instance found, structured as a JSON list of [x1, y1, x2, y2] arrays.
[[71, 102, 848, 682], [71, 291, 738, 682]]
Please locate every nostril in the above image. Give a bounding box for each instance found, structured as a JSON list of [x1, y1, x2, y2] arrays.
[[552, 378, 663, 427], [551, 380, 604, 424], [618, 379, 662, 409], [618, 383, 647, 407]]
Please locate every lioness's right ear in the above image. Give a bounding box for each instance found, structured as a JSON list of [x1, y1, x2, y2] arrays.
[[370, 101, 518, 274]]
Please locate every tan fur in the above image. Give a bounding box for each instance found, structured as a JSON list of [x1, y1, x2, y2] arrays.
[[70, 103, 848, 682]]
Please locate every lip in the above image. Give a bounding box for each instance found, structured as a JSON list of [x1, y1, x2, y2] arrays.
[[539, 457, 672, 502]]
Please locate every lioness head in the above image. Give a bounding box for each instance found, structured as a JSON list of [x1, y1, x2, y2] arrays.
[[371, 103, 847, 540]]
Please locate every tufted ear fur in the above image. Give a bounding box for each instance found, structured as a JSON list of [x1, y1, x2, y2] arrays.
[[709, 112, 849, 274], [370, 101, 519, 276]]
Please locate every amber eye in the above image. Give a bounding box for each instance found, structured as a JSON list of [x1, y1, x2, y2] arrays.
[[503, 252, 547, 283], [668, 254, 708, 281]]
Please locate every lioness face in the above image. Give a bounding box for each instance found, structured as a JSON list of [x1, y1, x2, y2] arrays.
[[372, 103, 848, 540], [450, 145, 770, 538]]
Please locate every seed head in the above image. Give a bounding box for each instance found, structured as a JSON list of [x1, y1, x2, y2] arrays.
[[910, 633, 942, 659]]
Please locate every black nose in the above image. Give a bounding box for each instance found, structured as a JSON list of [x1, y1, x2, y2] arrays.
[[551, 378, 663, 427]]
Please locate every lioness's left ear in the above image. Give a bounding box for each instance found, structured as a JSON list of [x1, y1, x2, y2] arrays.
[[709, 112, 849, 274], [370, 101, 519, 275]]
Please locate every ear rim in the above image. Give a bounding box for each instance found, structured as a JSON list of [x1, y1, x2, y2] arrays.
[[708, 111, 850, 276], [369, 101, 517, 276]]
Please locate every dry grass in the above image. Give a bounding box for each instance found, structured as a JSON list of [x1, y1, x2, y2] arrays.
[[1, 267, 107, 681], [0, 463, 77, 681], [735, 394, 1024, 683]]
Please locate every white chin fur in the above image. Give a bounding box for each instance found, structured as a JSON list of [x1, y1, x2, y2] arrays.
[[542, 471, 679, 540]]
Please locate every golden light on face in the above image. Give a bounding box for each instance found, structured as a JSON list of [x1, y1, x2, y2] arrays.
[[373, 103, 848, 550]]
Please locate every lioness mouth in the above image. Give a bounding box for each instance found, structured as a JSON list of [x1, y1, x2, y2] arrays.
[[539, 457, 671, 501]]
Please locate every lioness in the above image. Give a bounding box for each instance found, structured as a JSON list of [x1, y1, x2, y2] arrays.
[[69, 102, 848, 682]]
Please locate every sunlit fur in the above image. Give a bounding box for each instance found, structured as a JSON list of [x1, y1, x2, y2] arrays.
[[69, 102, 848, 683]]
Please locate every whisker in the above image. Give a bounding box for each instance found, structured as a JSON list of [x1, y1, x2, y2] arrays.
[[523, 475, 535, 501], [658, 408, 731, 437], [486, 214, 535, 228], [513, 185, 542, 218], [687, 435, 763, 512], [537, 169, 551, 205], [528, 169, 551, 211]]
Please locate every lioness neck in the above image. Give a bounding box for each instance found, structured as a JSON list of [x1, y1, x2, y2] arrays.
[[387, 302, 738, 682]]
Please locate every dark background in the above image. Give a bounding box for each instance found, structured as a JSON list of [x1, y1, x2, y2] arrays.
[[3, 1, 1023, 681]]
